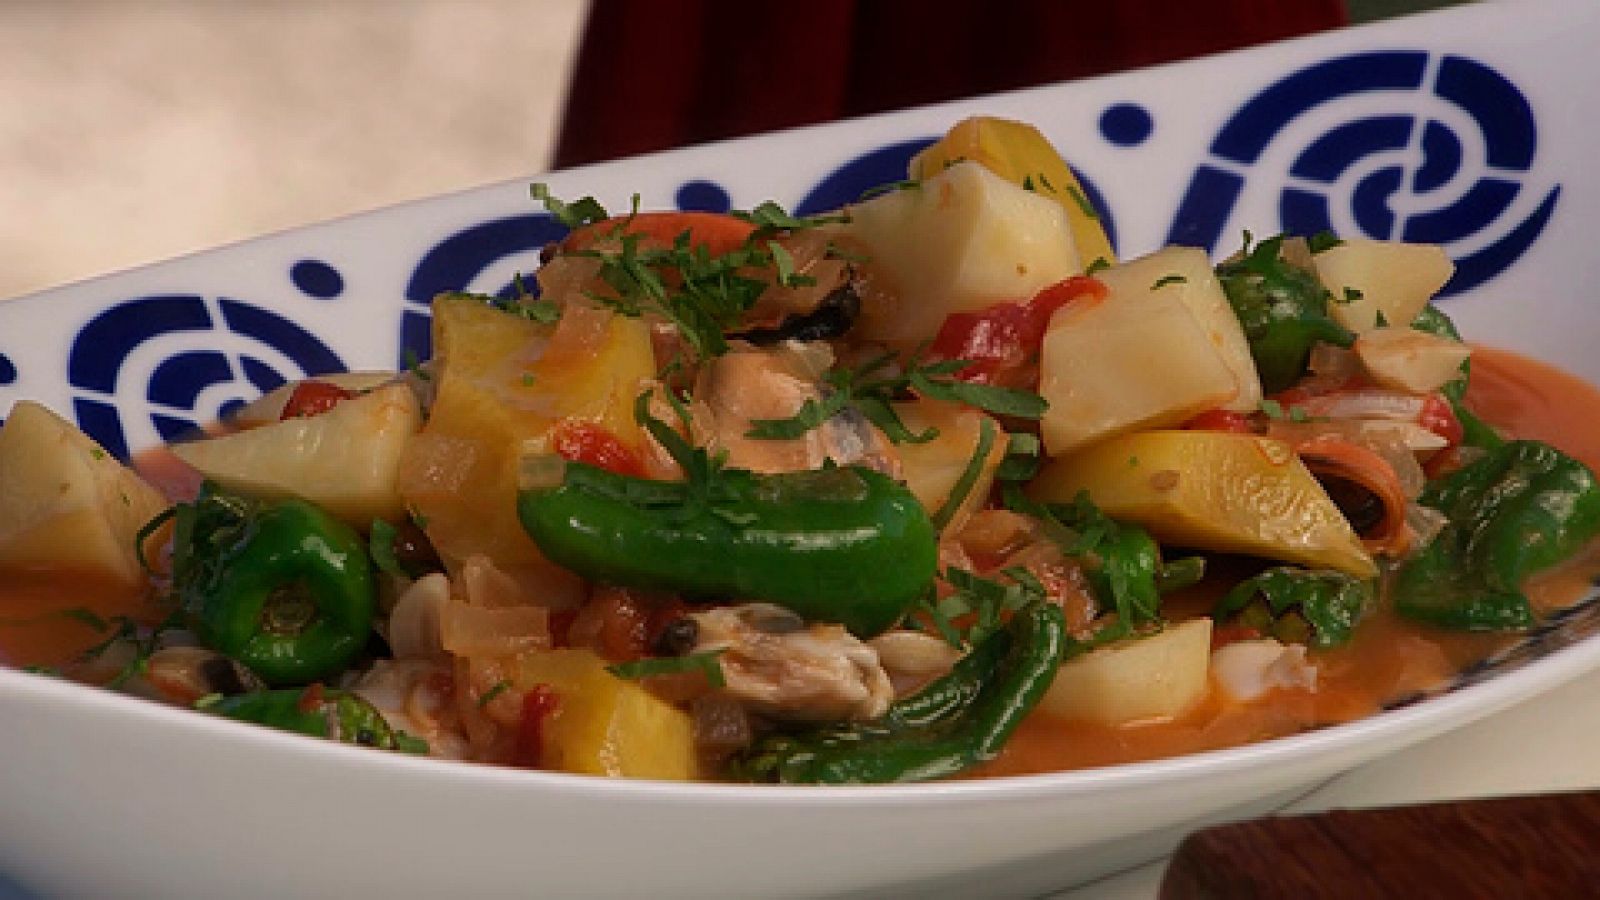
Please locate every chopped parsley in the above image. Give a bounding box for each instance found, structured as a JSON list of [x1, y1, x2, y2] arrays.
[[745, 348, 1046, 444], [1307, 231, 1344, 254], [858, 179, 921, 201], [1062, 184, 1098, 220], [930, 418, 997, 531], [919, 566, 1046, 648], [608, 650, 727, 688], [478, 679, 512, 708], [1152, 274, 1188, 290], [532, 189, 847, 361], [1021, 172, 1058, 193], [1085, 257, 1112, 275], [995, 432, 1042, 482], [530, 182, 609, 230], [368, 519, 408, 579]]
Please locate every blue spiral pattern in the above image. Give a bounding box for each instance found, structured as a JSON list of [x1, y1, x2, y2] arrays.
[[66, 295, 343, 458], [1168, 52, 1558, 296]]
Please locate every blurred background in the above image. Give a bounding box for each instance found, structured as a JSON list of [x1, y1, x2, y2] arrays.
[[1, 0, 1463, 302]]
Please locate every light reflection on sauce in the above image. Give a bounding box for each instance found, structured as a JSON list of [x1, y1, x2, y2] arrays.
[[978, 346, 1600, 778]]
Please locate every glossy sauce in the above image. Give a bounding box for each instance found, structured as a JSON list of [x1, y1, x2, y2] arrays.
[[3, 347, 1599, 777], [979, 346, 1600, 777]]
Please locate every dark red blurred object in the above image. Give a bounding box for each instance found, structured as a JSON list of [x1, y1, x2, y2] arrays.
[[555, 0, 1347, 168]]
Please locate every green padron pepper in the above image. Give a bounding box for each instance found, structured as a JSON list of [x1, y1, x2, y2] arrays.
[[1214, 567, 1373, 648], [1216, 233, 1354, 394], [1409, 304, 1502, 450], [518, 461, 937, 638], [1395, 440, 1600, 630], [207, 687, 425, 753], [733, 600, 1067, 784], [170, 484, 375, 686]]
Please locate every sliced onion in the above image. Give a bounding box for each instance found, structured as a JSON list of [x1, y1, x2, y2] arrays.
[[1300, 390, 1426, 422], [389, 572, 450, 660], [396, 432, 479, 496], [440, 602, 551, 658], [1267, 420, 1439, 497], [1292, 435, 1410, 555], [1307, 342, 1361, 382], [1405, 502, 1451, 552], [868, 631, 961, 681]]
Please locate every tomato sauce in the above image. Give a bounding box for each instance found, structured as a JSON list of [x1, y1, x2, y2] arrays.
[[979, 346, 1600, 778], [3, 346, 1599, 777]]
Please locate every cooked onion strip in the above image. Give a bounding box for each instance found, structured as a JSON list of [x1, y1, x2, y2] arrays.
[[1292, 435, 1411, 556]]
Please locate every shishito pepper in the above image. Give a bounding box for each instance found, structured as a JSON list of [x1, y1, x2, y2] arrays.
[[168, 484, 375, 686], [1215, 566, 1373, 648], [733, 600, 1067, 784], [1395, 440, 1600, 630], [518, 460, 936, 638], [1215, 234, 1354, 394], [207, 687, 425, 753]]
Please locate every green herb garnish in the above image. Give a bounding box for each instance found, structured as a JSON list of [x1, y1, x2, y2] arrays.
[[608, 650, 727, 688]]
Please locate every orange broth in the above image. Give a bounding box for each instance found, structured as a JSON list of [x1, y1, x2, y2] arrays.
[[977, 345, 1600, 777], [3, 346, 1599, 777]]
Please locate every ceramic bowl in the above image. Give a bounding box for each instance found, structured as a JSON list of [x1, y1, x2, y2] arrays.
[[3, 3, 1599, 896]]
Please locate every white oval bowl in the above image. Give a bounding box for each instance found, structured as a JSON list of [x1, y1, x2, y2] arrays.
[[3, 3, 1599, 896]]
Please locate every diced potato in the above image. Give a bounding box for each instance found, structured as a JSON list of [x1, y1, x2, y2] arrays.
[[173, 383, 421, 527], [848, 161, 1081, 345], [228, 371, 399, 428], [1038, 618, 1212, 725], [515, 648, 697, 780], [1031, 430, 1375, 578], [1038, 252, 1241, 455], [1354, 327, 1472, 394], [1314, 239, 1454, 333], [399, 296, 654, 589], [910, 115, 1116, 267], [890, 399, 1004, 531], [0, 401, 169, 586]]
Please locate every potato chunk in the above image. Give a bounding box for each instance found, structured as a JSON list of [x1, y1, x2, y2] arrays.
[[848, 161, 1081, 344], [516, 648, 697, 780], [1031, 430, 1375, 578], [910, 115, 1116, 267], [0, 402, 169, 586], [173, 382, 421, 527], [890, 399, 1004, 532], [1038, 618, 1212, 725], [228, 371, 398, 428], [1354, 326, 1472, 394], [1039, 250, 1243, 455], [398, 296, 653, 596], [1313, 239, 1454, 333]]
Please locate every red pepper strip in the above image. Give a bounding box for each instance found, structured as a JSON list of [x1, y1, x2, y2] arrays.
[[929, 276, 1106, 386], [1183, 408, 1256, 434], [1418, 393, 1463, 447], [280, 380, 354, 420], [512, 685, 560, 769], [551, 419, 646, 477], [561, 211, 756, 256]]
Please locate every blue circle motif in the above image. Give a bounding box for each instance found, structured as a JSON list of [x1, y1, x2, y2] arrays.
[[0, 353, 14, 386], [290, 259, 345, 299], [1099, 103, 1153, 147], [675, 180, 732, 213], [1165, 51, 1558, 298], [67, 294, 344, 458]]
